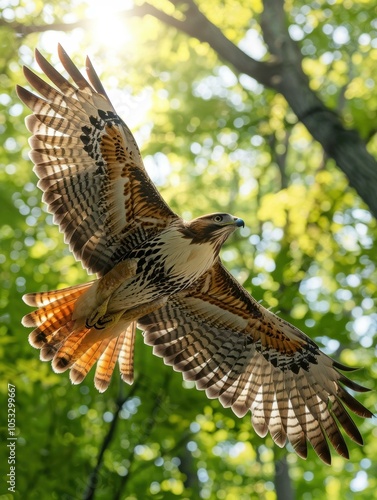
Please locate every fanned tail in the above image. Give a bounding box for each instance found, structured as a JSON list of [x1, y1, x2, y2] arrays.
[[22, 283, 136, 391]]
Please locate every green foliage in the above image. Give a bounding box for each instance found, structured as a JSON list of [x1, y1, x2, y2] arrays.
[[0, 0, 376, 499]]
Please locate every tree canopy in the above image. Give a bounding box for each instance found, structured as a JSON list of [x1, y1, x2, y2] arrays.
[[0, 0, 376, 499]]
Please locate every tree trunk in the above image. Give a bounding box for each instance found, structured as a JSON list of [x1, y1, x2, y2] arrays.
[[275, 456, 295, 500]]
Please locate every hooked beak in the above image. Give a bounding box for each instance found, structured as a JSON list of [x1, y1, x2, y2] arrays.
[[234, 217, 245, 228]]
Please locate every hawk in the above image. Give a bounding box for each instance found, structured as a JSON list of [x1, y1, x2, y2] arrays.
[[18, 45, 372, 464]]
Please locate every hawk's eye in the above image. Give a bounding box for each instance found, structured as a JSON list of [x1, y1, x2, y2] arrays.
[[213, 215, 223, 223]]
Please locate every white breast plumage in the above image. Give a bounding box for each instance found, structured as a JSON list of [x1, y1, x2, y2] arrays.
[[160, 229, 216, 282]]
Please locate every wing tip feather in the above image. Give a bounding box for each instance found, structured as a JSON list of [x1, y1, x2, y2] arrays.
[[94, 377, 110, 393], [70, 364, 88, 385], [34, 47, 46, 69], [121, 372, 134, 385]]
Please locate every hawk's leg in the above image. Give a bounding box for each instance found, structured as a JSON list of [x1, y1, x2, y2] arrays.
[[89, 296, 168, 332], [80, 259, 139, 328], [86, 296, 120, 329]]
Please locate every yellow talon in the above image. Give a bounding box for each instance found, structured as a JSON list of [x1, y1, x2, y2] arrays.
[[93, 311, 125, 330], [85, 297, 111, 328]]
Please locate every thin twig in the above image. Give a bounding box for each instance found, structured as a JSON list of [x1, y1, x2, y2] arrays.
[[82, 377, 142, 500], [113, 372, 172, 499]]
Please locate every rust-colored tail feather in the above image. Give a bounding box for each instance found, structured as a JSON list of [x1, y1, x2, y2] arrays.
[[119, 322, 136, 384], [22, 282, 136, 390], [70, 340, 110, 385], [94, 335, 124, 392], [69, 321, 136, 391]]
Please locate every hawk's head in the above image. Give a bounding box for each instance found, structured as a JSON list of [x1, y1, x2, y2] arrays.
[[183, 213, 245, 251]]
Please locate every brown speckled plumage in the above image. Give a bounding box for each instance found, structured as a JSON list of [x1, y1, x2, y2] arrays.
[[18, 45, 372, 464]]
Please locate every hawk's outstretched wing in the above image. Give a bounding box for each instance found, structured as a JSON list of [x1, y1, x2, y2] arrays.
[[17, 44, 178, 276], [140, 261, 372, 464]]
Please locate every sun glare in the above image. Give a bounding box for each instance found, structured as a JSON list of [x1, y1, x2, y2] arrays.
[[39, 0, 135, 59], [88, 0, 135, 52], [92, 16, 133, 49]]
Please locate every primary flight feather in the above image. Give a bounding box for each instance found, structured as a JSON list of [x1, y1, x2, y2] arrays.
[[18, 45, 372, 464]]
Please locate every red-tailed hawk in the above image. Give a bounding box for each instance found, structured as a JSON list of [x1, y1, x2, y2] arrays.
[[18, 45, 372, 464]]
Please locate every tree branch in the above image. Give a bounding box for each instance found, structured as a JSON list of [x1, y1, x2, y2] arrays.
[[114, 372, 172, 498], [275, 456, 295, 500], [0, 17, 91, 35], [0, 4, 168, 35], [162, 0, 280, 86], [82, 378, 142, 500]]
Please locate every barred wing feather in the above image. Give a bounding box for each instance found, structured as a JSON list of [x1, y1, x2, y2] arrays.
[[16, 44, 178, 276], [140, 261, 372, 464]]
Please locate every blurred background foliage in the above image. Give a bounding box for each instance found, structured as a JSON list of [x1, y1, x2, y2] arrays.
[[0, 0, 376, 498]]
